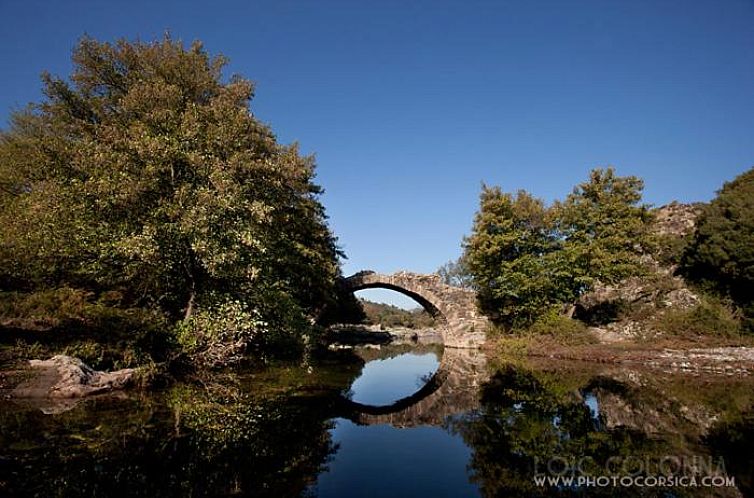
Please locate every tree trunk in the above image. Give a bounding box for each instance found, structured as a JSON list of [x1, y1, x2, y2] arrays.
[[184, 290, 195, 320], [184, 276, 196, 320]]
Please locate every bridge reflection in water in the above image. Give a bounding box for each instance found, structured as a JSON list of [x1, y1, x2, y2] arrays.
[[337, 347, 489, 428]]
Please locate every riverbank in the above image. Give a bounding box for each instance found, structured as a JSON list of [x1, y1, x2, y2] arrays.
[[490, 334, 754, 375]]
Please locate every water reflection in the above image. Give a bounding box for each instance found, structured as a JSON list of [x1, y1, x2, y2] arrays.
[[1, 344, 754, 497], [347, 350, 440, 406], [313, 419, 478, 498], [312, 346, 484, 497]]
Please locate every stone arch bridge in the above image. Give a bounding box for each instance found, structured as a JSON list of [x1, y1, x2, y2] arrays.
[[341, 271, 488, 348]]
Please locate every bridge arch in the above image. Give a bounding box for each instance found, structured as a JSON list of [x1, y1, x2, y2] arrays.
[[340, 271, 488, 349], [345, 274, 447, 324]]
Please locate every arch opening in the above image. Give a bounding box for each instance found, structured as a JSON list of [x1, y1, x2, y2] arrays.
[[346, 343, 444, 409], [354, 288, 439, 331], [352, 283, 443, 320], [332, 270, 488, 350]]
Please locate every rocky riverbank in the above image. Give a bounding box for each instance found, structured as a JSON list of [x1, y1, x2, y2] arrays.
[[1, 355, 136, 413]]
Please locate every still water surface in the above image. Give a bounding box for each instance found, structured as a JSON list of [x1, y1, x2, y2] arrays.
[[312, 348, 479, 497], [2, 342, 754, 497]]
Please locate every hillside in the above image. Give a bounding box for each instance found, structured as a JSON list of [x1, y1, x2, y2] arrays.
[[359, 299, 436, 329]]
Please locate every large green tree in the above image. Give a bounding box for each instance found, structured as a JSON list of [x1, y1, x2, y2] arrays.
[[463, 187, 568, 326], [464, 168, 650, 328], [556, 167, 651, 286], [681, 167, 754, 321], [0, 37, 341, 353]]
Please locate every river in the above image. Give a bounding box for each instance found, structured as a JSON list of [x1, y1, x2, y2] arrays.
[[1, 340, 753, 497]]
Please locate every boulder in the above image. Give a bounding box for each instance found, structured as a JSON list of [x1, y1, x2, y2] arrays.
[[652, 202, 702, 238], [12, 355, 135, 399]]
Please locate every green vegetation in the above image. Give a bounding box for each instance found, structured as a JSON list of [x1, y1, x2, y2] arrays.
[[652, 295, 743, 340], [464, 167, 650, 329], [0, 288, 172, 369], [359, 299, 435, 329], [0, 36, 342, 368], [464, 167, 754, 344], [681, 167, 754, 329], [494, 312, 597, 358], [436, 256, 473, 289]]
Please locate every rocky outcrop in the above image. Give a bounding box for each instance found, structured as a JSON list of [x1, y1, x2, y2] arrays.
[[576, 202, 704, 342], [12, 355, 135, 399], [652, 201, 703, 238]]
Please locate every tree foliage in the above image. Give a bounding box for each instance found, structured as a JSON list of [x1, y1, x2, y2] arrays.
[[0, 36, 342, 358], [464, 187, 566, 326], [436, 256, 474, 289], [681, 167, 754, 321], [464, 168, 650, 328], [556, 167, 651, 285]]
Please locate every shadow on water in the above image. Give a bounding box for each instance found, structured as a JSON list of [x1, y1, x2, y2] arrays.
[[2, 343, 754, 497]]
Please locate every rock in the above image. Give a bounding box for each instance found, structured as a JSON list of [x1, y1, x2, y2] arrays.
[[652, 202, 703, 238], [662, 288, 699, 309], [576, 262, 699, 343], [12, 355, 135, 399]]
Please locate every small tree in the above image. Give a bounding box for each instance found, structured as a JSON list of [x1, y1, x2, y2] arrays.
[[436, 256, 474, 289]]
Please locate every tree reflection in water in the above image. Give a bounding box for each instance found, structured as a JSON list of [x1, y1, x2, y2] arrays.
[[0, 371, 351, 497], [2, 350, 754, 498], [448, 362, 750, 498]]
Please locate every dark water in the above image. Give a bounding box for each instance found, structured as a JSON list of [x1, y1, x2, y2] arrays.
[[2, 343, 754, 497]]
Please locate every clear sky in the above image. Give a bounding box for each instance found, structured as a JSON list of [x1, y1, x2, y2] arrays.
[[1, 0, 753, 307]]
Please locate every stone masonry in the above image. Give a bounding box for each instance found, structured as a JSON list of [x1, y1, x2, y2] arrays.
[[342, 271, 489, 348]]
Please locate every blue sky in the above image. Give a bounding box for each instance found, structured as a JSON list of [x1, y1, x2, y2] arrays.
[[2, 0, 753, 307]]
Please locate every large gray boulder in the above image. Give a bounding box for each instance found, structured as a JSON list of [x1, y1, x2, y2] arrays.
[[12, 355, 135, 399]]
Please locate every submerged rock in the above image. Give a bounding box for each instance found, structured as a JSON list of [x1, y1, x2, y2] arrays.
[[12, 355, 135, 399]]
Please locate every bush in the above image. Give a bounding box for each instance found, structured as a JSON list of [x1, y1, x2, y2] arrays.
[[176, 296, 267, 369], [0, 288, 93, 329], [653, 296, 742, 339], [0, 288, 173, 369], [521, 309, 596, 346], [649, 232, 692, 267]]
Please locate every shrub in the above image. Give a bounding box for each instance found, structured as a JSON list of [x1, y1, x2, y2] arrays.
[[0, 288, 173, 369], [0, 288, 92, 329], [653, 296, 742, 339], [521, 309, 596, 346], [649, 232, 692, 267], [175, 296, 267, 369]]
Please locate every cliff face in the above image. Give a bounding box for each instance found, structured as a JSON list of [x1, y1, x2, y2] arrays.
[[651, 201, 703, 238], [576, 202, 704, 343]]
